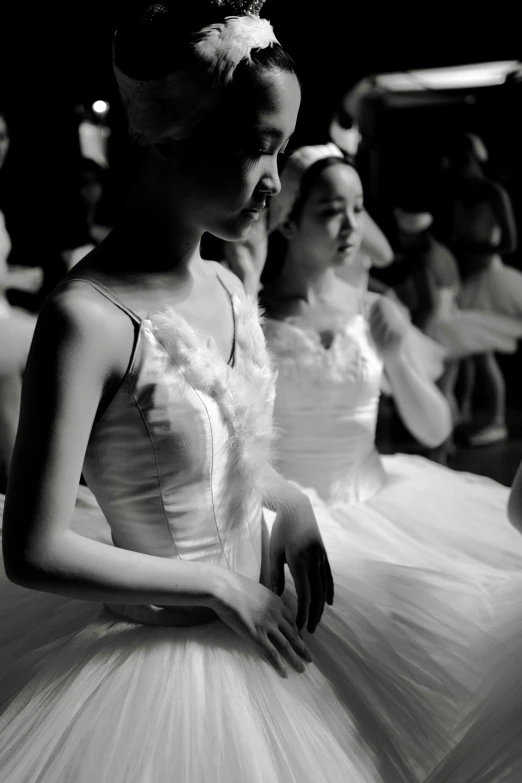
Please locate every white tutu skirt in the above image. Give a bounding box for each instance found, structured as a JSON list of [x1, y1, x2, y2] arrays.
[[424, 308, 522, 358], [283, 453, 522, 759], [0, 485, 489, 783], [425, 578, 522, 783], [460, 257, 522, 320]]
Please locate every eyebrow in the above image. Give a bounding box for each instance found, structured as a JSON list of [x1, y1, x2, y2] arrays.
[[252, 128, 294, 144], [317, 194, 364, 204]]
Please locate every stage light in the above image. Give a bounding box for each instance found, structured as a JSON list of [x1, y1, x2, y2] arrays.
[[92, 100, 110, 114], [375, 62, 519, 93]]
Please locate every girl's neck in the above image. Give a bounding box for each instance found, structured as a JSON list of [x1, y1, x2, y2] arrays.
[[274, 247, 337, 305]]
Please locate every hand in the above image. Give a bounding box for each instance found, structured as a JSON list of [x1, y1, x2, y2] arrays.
[[269, 493, 334, 634], [369, 295, 410, 361], [213, 571, 313, 678]]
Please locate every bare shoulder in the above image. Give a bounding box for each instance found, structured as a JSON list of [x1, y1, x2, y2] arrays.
[[33, 281, 133, 377]]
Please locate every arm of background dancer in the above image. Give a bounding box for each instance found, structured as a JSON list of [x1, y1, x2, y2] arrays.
[[384, 354, 452, 448], [409, 262, 438, 331], [490, 184, 518, 254], [508, 461, 522, 531], [360, 211, 394, 267], [2, 292, 228, 610], [451, 184, 518, 256]]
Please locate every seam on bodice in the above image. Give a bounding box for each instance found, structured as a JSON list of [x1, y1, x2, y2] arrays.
[[122, 379, 182, 559]]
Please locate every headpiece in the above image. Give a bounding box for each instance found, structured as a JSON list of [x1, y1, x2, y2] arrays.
[[268, 143, 345, 232], [114, 1, 278, 144]]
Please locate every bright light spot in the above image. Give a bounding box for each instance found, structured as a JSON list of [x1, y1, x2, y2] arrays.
[[92, 100, 109, 114], [375, 61, 520, 92]]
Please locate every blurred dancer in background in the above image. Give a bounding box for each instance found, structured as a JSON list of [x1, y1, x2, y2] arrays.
[[436, 132, 521, 446]]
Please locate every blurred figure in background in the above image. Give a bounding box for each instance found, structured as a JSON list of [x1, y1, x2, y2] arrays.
[[0, 111, 37, 490], [62, 157, 111, 272], [391, 200, 522, 463], [436, 132, 522, 446]]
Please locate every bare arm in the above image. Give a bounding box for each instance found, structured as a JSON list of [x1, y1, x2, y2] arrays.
[[370, 298, 451, 448], [508, 461, 522, 532], [384, 351, 452, 447], [452, 183, 518, 256], [2, 291, 227, 608], [360, 211, 394, 268]]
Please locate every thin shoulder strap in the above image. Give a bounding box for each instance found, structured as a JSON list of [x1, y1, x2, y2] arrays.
[[53, 274, 142, 325]]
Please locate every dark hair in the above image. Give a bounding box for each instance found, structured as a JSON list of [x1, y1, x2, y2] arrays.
[[114, 3, 298, 107], [289, 154, 355, 224]]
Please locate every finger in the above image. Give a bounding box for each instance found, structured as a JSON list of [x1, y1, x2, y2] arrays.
[[317, 557, 328, 625], [325, 557, 335, 605], [282, 605, 299, 634], [307, 560, 325, 634], [269, 548, 286, 596], [260, 635, 288, 678], [280, 617, 313, 663], [269, 630, 306, 674], [293, 567, 312, 631]]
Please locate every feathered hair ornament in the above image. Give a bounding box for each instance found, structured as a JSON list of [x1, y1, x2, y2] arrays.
[[114, 2, 278, 145]]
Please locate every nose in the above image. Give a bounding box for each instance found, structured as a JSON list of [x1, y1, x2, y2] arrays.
[[340, 208, 359, 235], [259, 156, 282, 198]]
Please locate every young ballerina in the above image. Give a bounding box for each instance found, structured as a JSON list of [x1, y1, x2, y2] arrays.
[[0, 112, 37, 489], [0, 4, 465, 781], [437, 132, 522, 445], [391, 202, 522, 461], [260, 143, 522, 747]]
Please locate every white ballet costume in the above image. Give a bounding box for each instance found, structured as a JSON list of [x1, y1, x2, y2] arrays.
[[0, 270, 478, 783], [263, 307, 522, 768]]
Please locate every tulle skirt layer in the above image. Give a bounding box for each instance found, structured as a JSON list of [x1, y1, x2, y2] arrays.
[[286, 454, 522, 782], [0, 486, 479, 783], [460, 257, 522, 320], [424, 309, 522, 358]]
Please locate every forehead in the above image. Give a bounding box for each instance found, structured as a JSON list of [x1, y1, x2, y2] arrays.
[[234, 68, 300, 138], [309, 164, 363, 202]]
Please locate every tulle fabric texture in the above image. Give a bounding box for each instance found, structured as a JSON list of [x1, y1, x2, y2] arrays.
[[0, 487, 469, 783]]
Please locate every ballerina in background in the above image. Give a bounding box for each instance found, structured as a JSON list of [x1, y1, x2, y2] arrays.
[[391, 201, 522, 462], [0, 111, 38, 489], [436, 132, 521, 446], [259, 143, 522, 769]]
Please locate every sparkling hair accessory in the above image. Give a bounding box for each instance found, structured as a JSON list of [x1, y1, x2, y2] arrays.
[[268, 143, 345, 233], [114, 11, 278, 145], [212, 0, 267, 15]]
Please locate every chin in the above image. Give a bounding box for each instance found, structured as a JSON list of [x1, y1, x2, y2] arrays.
[[213, 216, 257, 243]]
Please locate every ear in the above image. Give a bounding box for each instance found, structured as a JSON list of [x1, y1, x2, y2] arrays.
[[279, 217, 298, 242]]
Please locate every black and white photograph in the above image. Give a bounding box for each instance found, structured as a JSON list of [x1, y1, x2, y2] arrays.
[[0, 2, 521, 781]]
